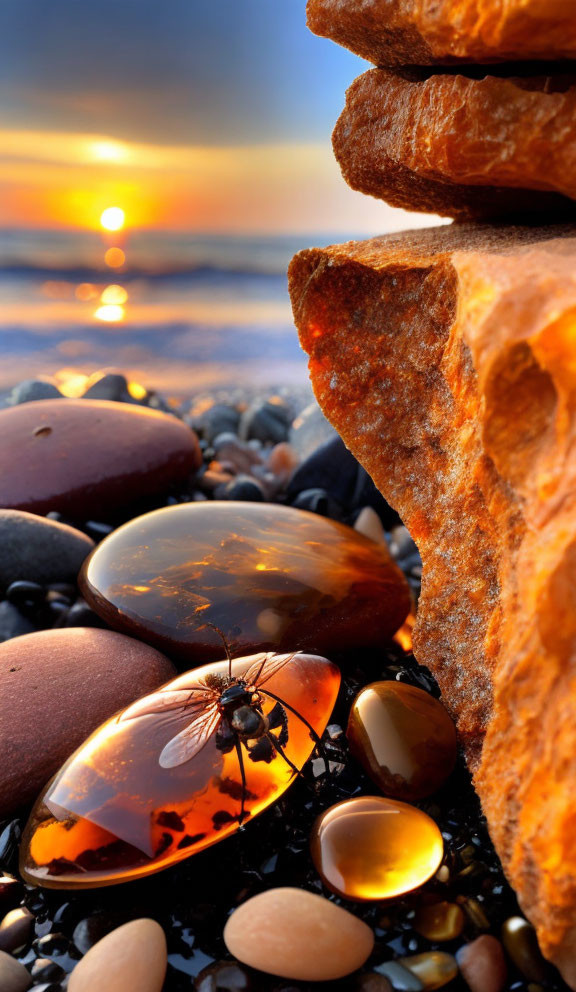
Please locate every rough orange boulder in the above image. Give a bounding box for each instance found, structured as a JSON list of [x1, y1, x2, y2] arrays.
[[289, 222, 576, 987], [333, 68, 576, 220], [307, 0, 576, 67]]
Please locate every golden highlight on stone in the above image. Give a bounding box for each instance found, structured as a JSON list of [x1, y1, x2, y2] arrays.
[[347, 681, 457, 800], [310, 795, 443, 900], [80, 502, 410, 663]]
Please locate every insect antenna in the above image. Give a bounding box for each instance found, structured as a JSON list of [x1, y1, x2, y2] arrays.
[[198, 621, 234, 680], [234, 738, 248, 827], [259, 688, 330, 777]]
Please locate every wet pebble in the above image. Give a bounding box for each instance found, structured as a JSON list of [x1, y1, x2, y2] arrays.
[[0, 628, 175, 816], [9, 379, 62, 405], [222, 475, 265, 502], [239, 399, 291, 444], [0, 399, 201, 518], [223, 887, 374, 981], [0, 949, 32, 992], [195, 960, 253, 991], [266, 442, 299, 481], [0, 907, 34, 953], [413, 901, 464, 942], [0, 602, 34, 643], [81, 370, 133, 403], [399, 953, 458, 990], [346, 681, 457, 801], [291, 487, 344, 519], [194, 404, 241, 443], [501, 918, 550, 984], [456, 935, 507, 992], [311, 796, 443, 900], [0, 511, 94, 593], [374, 961, 423, 991], [30, 958, 65, 983], [68, 919, 167, 992]]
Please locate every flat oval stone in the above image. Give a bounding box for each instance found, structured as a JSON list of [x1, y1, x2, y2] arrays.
[[20, 652, 339, 888], [0, 950, 32, 992], [80, 501, 410, 663], [0, 628, 175, 817], [223, 887, 374, 981], [311, 795, 443, 900], [0, 510, 94, 593], [0, 907, 34, 953], [347, 681, 457, 800], [68, 919, 166, 992], [0, 399, 200, 518], [399, 952, 458, 990]]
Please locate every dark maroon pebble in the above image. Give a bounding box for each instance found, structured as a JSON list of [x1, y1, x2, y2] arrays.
[[0, 399, 201, 518]]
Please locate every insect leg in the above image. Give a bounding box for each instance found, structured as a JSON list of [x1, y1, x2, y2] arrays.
[[266, 731, 302, 780], [259, 688, 330, 776], [234, 737, 248, 827]]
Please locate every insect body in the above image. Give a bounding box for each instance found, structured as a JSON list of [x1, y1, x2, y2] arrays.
[[120, 651, 325, 823], [20, 650, 341, 888]]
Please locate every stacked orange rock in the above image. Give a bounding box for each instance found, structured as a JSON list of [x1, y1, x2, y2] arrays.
[[290, 221, 576, 987], [307, 0, 576, 218]]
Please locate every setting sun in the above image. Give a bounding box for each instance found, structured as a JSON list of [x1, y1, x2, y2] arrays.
[[100, 206, 125, 231]]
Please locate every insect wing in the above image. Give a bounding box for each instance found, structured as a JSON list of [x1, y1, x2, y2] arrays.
[[159, 702, 222, 769], [243, 651, 298, 689], [119, 686, 211, 724]]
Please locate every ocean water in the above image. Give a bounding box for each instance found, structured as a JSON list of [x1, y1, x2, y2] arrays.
[[0, 230, 354, 397]]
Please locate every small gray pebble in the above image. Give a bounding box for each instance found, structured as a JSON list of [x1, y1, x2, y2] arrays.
[[374, 962, 423, 991], [9, 380, 62, 405], [0, 511, 94, 593], [0, 601, 34, 642]]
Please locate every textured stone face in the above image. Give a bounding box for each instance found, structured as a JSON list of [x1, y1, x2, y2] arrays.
[[289, 222, 576, 986], [307, 0, 576, 67], [333, 68, 576, 220]]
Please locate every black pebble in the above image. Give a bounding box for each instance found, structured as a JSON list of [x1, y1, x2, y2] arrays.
[[222, 476, 264, 502], [286, 436, 399, 528]]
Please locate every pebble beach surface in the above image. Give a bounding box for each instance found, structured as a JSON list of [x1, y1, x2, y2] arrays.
[[0, 370, 567, 992]]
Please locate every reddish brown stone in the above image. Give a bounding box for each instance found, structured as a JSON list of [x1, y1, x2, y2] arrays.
[[0, 400, 201, 519], [289, 222, 576, 986], [333, 68, 576, 220], [307, 0, 576, 67], [0, 628, 176, 816]]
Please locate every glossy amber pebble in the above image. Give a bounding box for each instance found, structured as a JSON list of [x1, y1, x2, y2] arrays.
[[346, 681, 457, 801], [413, 901, 465, 942], [80, 502, 410, 663], [20, 652, 340, 889], [400, 952, 458, 990], [310, 796, 443, 900]]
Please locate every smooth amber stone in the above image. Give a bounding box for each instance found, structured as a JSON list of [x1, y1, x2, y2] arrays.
[[347, 682, 457, 801], [20, 652, 340, 889], [310, 796, 443, 900], [413, 901, 465, 942], [400, 952, 458, 990], [80, 502, 410, 664]]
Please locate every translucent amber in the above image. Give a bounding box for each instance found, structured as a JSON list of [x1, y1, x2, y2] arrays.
[[80, 502, 410, 664], [310, 796, 443, 900], [20, 652, 340, 889], [346, 682, 457, 801]]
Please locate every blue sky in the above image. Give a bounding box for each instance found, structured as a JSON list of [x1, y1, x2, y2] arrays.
[[0, 0, 365, 145]]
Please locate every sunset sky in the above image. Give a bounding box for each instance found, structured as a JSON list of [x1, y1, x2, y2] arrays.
[[0, 0, 432, 235]]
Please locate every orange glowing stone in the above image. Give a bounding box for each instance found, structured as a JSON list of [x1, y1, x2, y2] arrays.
[[79, 503, 411, 664], [346, 681, 457, 801], [20, 651, 340, 889], [310, 796, 443, 900]]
